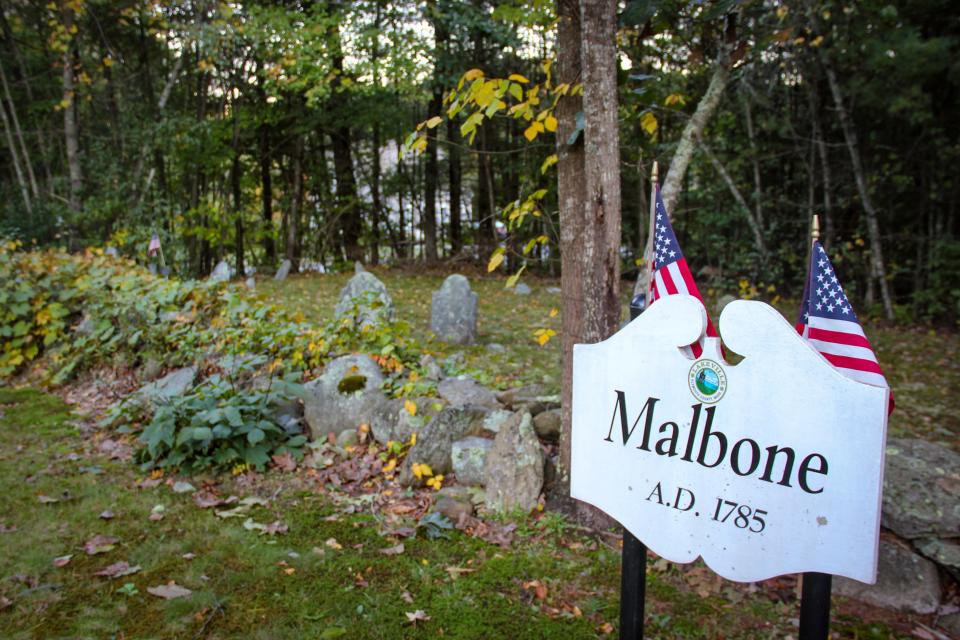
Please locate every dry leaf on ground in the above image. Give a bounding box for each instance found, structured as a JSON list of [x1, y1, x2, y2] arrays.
[[147, 582, 192, 599], [83, 535, 118, 555]]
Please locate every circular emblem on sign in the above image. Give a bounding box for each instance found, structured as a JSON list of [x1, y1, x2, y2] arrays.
[[688, 359, 727, 404]]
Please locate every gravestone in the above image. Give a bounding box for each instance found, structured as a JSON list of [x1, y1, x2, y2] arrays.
[[334, 271, 394, 328], [302, 354, 387, 440], [514, 283, 532, 296], [275, 259, 292, 281], [430, 275, 478, 345], [210, 260, 231, 282]]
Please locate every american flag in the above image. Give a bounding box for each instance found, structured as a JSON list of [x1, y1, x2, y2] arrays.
[[796, 240, 893, 410], [649, 186, 719, 358]]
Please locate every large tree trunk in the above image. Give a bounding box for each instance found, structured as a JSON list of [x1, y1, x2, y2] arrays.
[[422, 89, 441, 262], [822, 59, 894, 320], [62, 6, 82, 214], [556, 0, 623, 506]]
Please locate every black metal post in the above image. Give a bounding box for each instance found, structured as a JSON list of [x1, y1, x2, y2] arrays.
[[619, 299, 648, 640], [620, 529, 647, 639], [798, 572, 832, 640]]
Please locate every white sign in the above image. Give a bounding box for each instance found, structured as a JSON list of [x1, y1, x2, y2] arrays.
[[571, 295, 888, 584]]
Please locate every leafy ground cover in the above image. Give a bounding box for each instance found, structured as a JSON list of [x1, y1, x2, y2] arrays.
[[0, 387, 932, 639], [258, 268, 960, 449]]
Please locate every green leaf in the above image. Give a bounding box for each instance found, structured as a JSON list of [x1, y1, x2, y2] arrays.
[[192, 426, 213, 440], [247, 428, 265, 445], [224, 405, 244, 427]]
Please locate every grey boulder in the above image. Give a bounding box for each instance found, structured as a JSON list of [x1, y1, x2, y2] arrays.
[[398, 406, 489, 485], [483, 412, 543, 513], [303, 354, 387, 440], [451, 436, 494, 486], [834, 539, 942, 614], [131, 366, 197, 409], [334, 271, 395, 328], [209, 260, 232, 282], [430, 274, 478, 345], [533, 408, 561, 440], [882, 438, 960, 539], [370, 396, 444, 446], [437, 376, 499, 408]]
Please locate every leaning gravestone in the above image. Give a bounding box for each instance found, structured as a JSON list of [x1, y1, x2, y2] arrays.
[[334, 271, 395, 328], [210, 260, 231, 282], [430, 275, 478, 345], [274, 259, 292, 281]]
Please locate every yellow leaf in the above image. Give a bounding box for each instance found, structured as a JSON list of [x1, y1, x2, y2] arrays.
[[549, 308, 558, 318], [540, 154, 558, 174], [102, 56, 114, 67], [508, 73, 529, 83], [462, 68, 484, 82], [524, 121, 544, 142], [426, 116, 443, 129], [664, 93, 687, 107], [383, 459, 397, 473], [475, 80, 497, 107], [640, 111, 658, 136], [404, 400, 417, 416], [409, 432, 417, 446], [412, 136, 428, 154], [544, 115, 557, 132], [505, 266, 526, 289], [487, 249, 505, 272]]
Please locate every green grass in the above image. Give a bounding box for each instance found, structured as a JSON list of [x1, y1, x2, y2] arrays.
[[0, 387, 921, 639]]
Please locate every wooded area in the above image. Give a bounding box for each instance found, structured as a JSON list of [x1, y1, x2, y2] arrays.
[[1, 0, 958, 322]]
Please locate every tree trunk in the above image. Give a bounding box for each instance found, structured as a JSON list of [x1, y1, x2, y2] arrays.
[[232, 112, 245, 279], [555, 0, 622, 506], [423, 89, 441, 262], [370, 122, 382, 265], [742, 95, 763, 230], [0, 59, 37, 201], [660, 60, 730, 216], [330, 21, 362, 263], [698, 136, 767, 263], [259, 120, 275, 262], [822, 59, 894, 320], [62, 6, 82, 214], [0, 78, 31, 213], [447, 116, 462, 255], [287, 134, 303, 271]]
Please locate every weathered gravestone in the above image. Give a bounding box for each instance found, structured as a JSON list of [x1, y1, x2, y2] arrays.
[[483, 411, 543, 513], [302, 354, 387, 440], [210, 260, 232, 282], [274, 259, 292, 281], [334, 271, 395, 328], [572, 295, 889, 584], [430, 275, 478, 345]]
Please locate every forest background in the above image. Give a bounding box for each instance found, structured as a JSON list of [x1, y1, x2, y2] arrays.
[[0, 0, 958, 325]]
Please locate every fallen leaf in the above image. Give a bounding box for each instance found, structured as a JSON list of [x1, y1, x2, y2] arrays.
[[0, 595, 11, 610], [84, 535, 118, 555], [271, 452, 297, 472], [37, 494, 59, 504], [325, 538, 342, 550], [182, 552, 196, 560], [598, 622, 614, 634], [98, 510, 115, 520], [405, 610, 430, 626], [264, 521, 288, 536], [401, 590, 414, 604], [445, 566, 476, 581], [94, 561, 141, 578], [53, 554, 73, 568], [147, 582, 192, 599], [379, 543, 405, 556], [172, 481, 196, 494]]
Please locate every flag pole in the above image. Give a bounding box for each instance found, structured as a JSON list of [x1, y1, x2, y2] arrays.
[[798, 214, 831, 640], [619, 165, 658, 640], [643, 161, 659, 304]]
